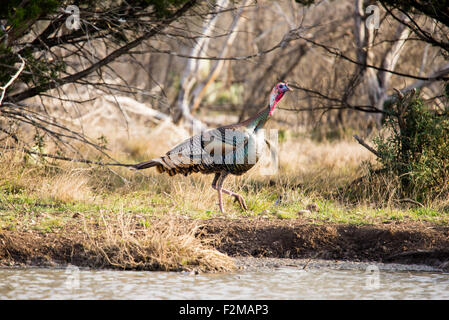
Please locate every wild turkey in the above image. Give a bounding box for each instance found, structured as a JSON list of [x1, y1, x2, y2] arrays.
[[133, 82, 291, 213]]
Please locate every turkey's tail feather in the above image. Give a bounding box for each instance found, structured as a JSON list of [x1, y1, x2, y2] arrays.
[[133, 160, 158, 170], [132, 154, 207, 177]]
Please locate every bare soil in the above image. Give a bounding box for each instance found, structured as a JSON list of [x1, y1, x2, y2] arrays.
[[204, 219, 449, 270], [1, 218, 449, 271]]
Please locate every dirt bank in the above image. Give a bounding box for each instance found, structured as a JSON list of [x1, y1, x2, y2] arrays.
[[1, 218, 448, 271], [204, 219, 449, 270]]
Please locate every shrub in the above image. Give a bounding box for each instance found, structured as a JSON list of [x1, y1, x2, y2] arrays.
[[373, 91, 449, 202]]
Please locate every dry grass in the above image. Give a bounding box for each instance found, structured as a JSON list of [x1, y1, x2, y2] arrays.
[[39, 171, 92, 203], [82, 213, 235, 272], [1, 126, 445, 214], [0, 148, 92, 203], [1, 124, 447, 215], [278, 138, 375, 193]]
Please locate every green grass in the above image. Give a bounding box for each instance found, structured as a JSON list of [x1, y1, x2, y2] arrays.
[[1, 179, 448, 234]]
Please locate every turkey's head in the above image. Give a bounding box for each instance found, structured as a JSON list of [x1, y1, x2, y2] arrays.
[[269, 82, 291, 116]]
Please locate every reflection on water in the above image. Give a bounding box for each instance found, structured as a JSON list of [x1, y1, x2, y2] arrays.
[[0, 265, 448, 299]]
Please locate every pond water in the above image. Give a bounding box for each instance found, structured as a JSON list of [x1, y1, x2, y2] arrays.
[[0, 262, 448, 299]]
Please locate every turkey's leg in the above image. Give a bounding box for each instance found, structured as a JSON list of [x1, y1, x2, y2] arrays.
[[222, 188, 248, 210], [211, 173, 225, 213], [212, 172, 247, 212]]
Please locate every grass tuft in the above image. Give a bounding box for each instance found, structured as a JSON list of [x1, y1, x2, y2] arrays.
[[83, 213, 235, 272]]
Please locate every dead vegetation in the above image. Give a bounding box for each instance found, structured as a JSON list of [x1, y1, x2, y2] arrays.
[[82, 214, 235, 272]]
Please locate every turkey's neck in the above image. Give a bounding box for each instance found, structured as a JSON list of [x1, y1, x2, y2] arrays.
[[243, 106, 271, 132]]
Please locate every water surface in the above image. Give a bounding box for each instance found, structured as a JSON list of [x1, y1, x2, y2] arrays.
[[1, 263, 448, 299]]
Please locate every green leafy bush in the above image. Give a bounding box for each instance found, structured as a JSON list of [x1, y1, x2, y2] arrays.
[[373, 92, 449, 202]]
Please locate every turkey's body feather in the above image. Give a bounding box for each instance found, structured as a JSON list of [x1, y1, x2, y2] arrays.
[[134, 108, 270, 177]]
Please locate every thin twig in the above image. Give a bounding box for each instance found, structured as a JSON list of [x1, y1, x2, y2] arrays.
[[353, 135, 382, 158], [0, 145, 137, 168], [398, 198, 424, 208]]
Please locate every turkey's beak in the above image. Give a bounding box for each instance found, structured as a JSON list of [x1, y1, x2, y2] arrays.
[[285, 83, 292, 92]]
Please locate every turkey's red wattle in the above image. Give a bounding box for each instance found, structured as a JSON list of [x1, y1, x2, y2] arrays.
[[269, 92, 285, 116]]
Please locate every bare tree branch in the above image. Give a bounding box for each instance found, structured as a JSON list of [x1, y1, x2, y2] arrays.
[[0, 145, 135, 167], [0, 54, 25, 106], [6, 0, 198, 104], [353, 134, 382, 158]]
